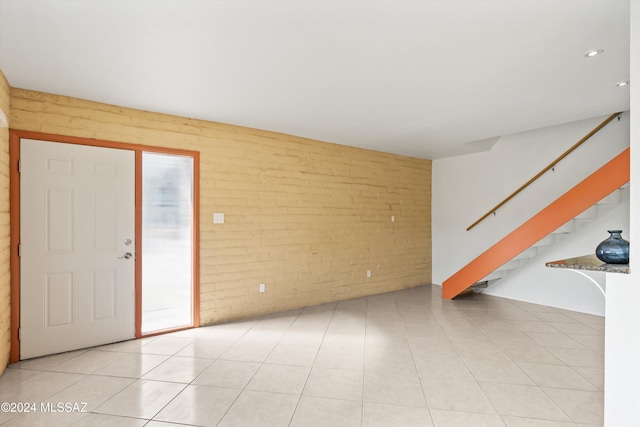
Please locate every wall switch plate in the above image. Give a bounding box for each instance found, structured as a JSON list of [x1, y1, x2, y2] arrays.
[[259, 283, 265, 293], [391, 215, 395, 222], [367, 270, 372, 278], [213, 213, 224, 224]]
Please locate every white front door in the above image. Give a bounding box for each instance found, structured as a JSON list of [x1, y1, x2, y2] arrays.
[[20, 139, 135, 359]]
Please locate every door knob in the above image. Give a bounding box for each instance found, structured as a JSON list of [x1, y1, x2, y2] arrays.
[[118, 252, 133, 260]]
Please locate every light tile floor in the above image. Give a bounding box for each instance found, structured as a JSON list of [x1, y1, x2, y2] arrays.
[[0, 285, 605, 426]]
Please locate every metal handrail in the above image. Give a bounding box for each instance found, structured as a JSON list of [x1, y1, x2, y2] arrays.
[[466, 112, 622, 231]]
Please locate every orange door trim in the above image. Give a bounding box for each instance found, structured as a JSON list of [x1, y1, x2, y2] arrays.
[[9, 130, 200, 363]]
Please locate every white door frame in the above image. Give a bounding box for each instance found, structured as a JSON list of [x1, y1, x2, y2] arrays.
[[9, 130, 200, 362]]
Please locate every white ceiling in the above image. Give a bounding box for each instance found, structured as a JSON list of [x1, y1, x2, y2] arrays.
[[0, 0, 630, 159]]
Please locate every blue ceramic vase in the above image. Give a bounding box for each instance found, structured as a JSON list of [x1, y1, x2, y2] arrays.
[[595, 230, 629, 264]]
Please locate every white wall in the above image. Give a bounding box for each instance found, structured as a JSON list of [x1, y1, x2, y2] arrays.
[[432, 112, 630, 312], [604, 2, 639, 425]]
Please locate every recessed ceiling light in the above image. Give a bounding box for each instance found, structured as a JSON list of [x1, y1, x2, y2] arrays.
[[616, 81, 629, 87], [585, 49, 603, 57]]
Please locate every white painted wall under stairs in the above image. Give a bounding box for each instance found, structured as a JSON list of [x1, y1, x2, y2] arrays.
[[480, 189, 630, 316]]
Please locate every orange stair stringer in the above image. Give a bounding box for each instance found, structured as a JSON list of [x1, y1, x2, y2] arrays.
[[442, 148, 630, 300]]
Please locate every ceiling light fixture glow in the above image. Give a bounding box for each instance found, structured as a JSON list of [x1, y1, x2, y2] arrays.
[[585, 49, 603, 57], [616, 81, 629, 87]]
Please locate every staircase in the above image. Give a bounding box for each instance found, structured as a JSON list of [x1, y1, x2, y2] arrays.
[[478, 183, 629, 285], [442, 148, 630, 300]]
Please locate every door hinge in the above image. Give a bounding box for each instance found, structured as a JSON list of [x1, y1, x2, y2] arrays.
[[18, 244, 21, 257], [18, 328, 21, 341], [18, 160, 21, 173]]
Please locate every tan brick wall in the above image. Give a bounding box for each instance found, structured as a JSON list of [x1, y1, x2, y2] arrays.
[[0, 71, 10, 374], [9, 88, 431, 326]]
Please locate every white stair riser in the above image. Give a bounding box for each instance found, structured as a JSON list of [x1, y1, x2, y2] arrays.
[[575, 205, 597, 219], [534, 235, 555, 247], [554, 219, 575, 233], [513, 247, 537, 260], [597, 190, 621, 204], [596, 203, 617, 217]]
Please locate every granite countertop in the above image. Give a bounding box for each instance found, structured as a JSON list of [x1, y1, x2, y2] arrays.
[[546, 254, 630, 274]]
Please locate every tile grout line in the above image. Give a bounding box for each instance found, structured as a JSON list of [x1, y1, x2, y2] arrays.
[[285, 303, 336, 427]]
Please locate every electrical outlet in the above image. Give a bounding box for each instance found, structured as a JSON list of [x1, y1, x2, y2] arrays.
[[367, 270, 372, 278], [259, 283, 265, 293]]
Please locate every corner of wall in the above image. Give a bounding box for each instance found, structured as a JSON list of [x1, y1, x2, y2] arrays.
[[604, 4, 640, 424], [0, 68, 11, 375]]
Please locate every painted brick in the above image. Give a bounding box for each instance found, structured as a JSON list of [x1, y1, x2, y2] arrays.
[[5, 86, 431, 329]]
